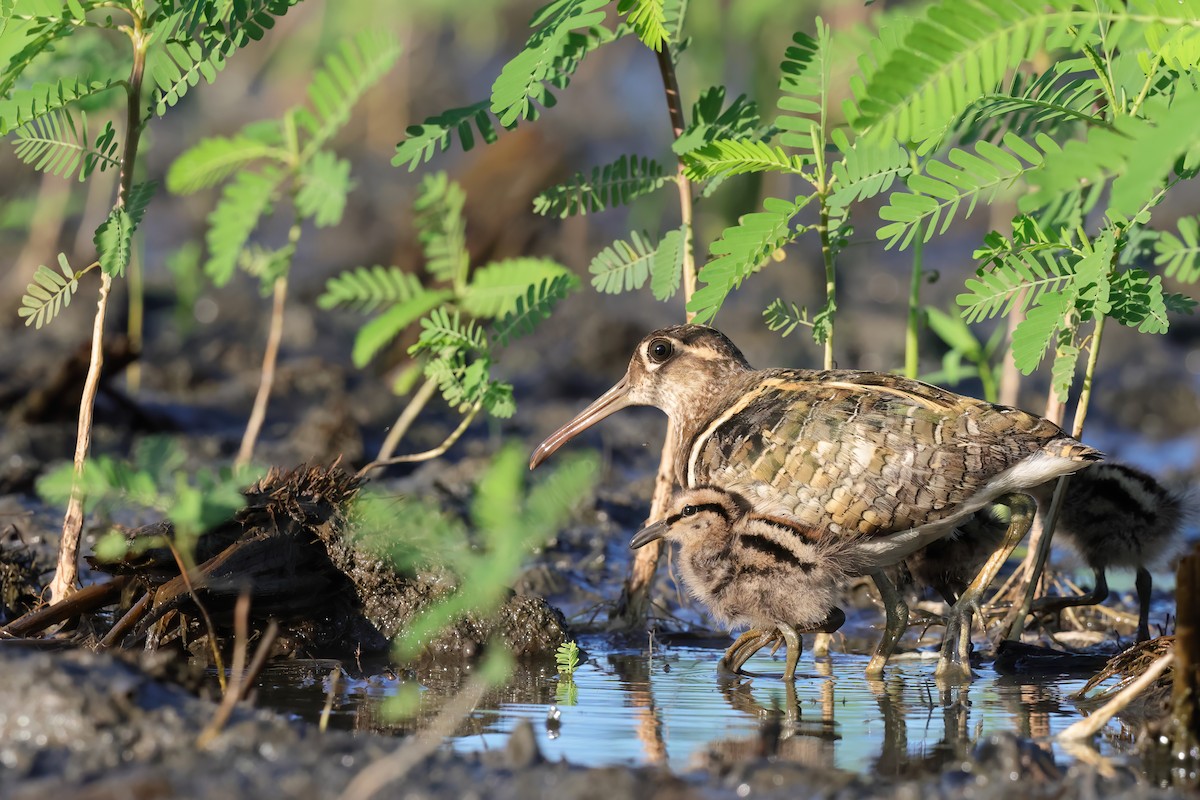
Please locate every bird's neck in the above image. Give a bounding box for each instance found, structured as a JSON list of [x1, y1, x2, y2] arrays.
[[666, 365, 758, 463]]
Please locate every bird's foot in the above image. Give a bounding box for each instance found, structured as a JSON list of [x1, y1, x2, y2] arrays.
[[934, 605, 976, 682]]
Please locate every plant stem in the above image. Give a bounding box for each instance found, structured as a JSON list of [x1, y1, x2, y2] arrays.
[[904, 222, 924, 379], [610, 41, 695, 630], [654, 44, 696, 303], [375, 374, 439, 463], [50, 18, 147, 604], [817, 201, 836, 370], [127, 243, 143, 390], [236, 274, 289, 468], [1069, 315, 1105, 438]]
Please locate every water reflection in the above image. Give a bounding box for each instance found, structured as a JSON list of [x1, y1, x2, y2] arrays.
[[249, 639, 1141, 776]]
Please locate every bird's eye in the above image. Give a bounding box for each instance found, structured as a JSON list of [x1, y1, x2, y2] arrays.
[[682, 505, 698, 517], [648, 338, 674, 364]]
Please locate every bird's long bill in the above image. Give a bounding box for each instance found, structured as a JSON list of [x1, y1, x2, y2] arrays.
[[528, 374, 633, 469], [629, 520, 668, 549]]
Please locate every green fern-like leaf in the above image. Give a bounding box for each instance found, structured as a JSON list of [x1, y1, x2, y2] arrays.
[[393, 102, 499, 171], [204, 167, 281, 286], [1155, 215, 1200, 282], [18, 253, 81, 329], [296, 151, 353, 228], [854, 0, 1082, 144], [351, 288, 453, 368], [146, 36, 227, 117], [147, 1, 304, 116], [318, 265, 425, 312], [125, 181, 157, 231], [682, 138, 805, 181], [762, 298, 809, 337], [492, 274, 577, 346], [0, 78, 118, 136], [413, 172, 468, 287], [412, 307, 490, 356], [672, 86, 762, 156], [295, 29, 401, 154], [651, 227, 685, 301], [534, 154, 671, 218], [955, 67, 1107, 144], [94, 207, 133, 278], [489, 0, 609, 127], [588, 231, 657, 294], [957, 247, 1077, 323], [776, 22, 831, 157], [619, 0, 667, 51], [461, 258, 575, 319], [167, 133, 284, 194], [687, 195, 811, 324], [1011, 290, 1073, 375], [1049, 342, 1080, 403], [827, 129, 910, 210], [1109, 269, 1171, 334], [878, 131, 1058, 250], [11, 108, 120, 182]]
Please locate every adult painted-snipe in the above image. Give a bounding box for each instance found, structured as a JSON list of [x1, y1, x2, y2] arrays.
[[630, 486, 849, 680], [530, 324, 1102, 678]]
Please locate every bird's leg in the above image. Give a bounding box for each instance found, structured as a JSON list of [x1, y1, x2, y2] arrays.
[[1136, 567, 1153, 642], [866, 570, 909, 679], [811, 632, 832, 658], [1031, 567, 1109, 616], [937, 492, 1036, 681], [779, 623, 803, 681], [721, 629, 778, 674]]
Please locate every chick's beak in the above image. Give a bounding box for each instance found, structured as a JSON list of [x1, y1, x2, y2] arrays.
[[629, 519, 668, 549], [529, 373, 633, 469]]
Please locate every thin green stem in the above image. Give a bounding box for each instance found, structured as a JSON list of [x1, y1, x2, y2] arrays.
[[905, 221, 924, 379], [817, 200, 836, 370], [1070, 314, 1105, 439]]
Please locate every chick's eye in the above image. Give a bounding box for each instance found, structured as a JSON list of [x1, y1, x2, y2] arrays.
[[681, 505, 697, 517], [648, 338, 673, 364]]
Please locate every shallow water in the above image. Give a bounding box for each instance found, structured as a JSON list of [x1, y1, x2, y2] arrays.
[[252, 637, 1145, 776]]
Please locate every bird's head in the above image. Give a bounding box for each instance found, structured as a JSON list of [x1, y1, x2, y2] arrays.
[[529, 325, 752, 469], [629, 486, 750, 549]]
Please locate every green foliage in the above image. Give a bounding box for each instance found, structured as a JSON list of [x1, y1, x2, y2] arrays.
[[827, 130, 910, 210], [534, 154, 672, 218], [321, 173, 578, 418], [147, 0, 307, 117], [619, 0, 667, 51], [18, 253, 85, 329], [853, 0, 1083, 144], [37, 436, 261, 550], [394, 444, 599, 660], [0, 78, 117, 135], [682, 139, 804, 181], [879, 132, 1058, 250], [489, 0, 609, 126], [392, 102, 497, 171], [170, 30, 400, 288], [763, 296, 834, 346], [1155, 216, 1200, 282], [11, 108, 118, 181], [776, 25, 830, 159], [413, 171, 468, 287], [556, 640, 581, 676], [688, 196, 811, 324], [672, 87, 762, 156], [589, 228, 683, 300]]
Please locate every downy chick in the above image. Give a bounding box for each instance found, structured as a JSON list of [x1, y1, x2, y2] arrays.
[[631, 487, 849, 680], [906, 462, 1189, 641]]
